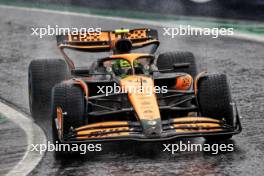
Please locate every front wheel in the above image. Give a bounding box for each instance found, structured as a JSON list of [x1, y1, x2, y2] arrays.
[[51, 82, 86, 155], [197, 74, 234, 141]]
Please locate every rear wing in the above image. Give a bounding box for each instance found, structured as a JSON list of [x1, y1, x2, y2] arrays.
[[56, 28, 159, 52]]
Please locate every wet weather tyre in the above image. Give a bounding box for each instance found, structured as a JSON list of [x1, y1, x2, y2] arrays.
[[197, 74, 234, 141], [51, 83, 85, 143], [157, 51, 198, 77], [28, 59, 69, 117]]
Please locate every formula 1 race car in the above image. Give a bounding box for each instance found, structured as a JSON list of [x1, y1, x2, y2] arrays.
[[28, 28, 241, 148]]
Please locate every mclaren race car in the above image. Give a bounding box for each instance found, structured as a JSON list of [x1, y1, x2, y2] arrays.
[[28, 28, 242, 147]]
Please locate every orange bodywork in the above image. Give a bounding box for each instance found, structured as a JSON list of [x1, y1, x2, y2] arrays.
[[194, 71, 207, 95], [77, 132, 129, 139], [66, 29, 147, 43], [56, 107, 63, 140], [76, 121, 129, 131], [56, 28, 159, 70], [58, 29, 158, 50], [77, 127, 129, 136], [172, 117, 220, 123], [75, 121, 130, 139], [120, 75, 160, 121], [171, 117, 222, 133]]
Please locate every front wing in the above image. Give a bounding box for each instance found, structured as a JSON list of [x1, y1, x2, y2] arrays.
[[57, 106, 242, 143]]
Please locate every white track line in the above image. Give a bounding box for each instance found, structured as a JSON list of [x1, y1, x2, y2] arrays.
[[0, 102, 46, 176], [230, 32, 264, 43], [0, 4, 264, 43]]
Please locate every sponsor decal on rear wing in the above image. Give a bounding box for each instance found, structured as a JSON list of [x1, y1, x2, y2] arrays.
[[56, 28, 159, 51]]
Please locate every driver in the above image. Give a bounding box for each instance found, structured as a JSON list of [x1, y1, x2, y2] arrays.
[[110, 59, 156, 77], [112, 59, 132, 78]]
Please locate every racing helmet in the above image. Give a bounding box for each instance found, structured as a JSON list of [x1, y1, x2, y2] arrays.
[[112, 59, 132, 77]]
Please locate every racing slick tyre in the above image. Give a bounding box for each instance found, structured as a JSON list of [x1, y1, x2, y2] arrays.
[[28, 59, 69, 117], [197, 74, 234, 141], [51, 83, 85, 144], [157, 51, 198, 78]]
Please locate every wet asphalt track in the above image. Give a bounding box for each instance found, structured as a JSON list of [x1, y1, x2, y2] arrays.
[[0, 6, 264, 176], [0, 116, 27, 175]]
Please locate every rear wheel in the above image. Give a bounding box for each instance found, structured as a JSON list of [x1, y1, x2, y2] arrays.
[[157, 51, 198, 77], [197, 74, 234, 141], [28, 59, 69, 117]]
